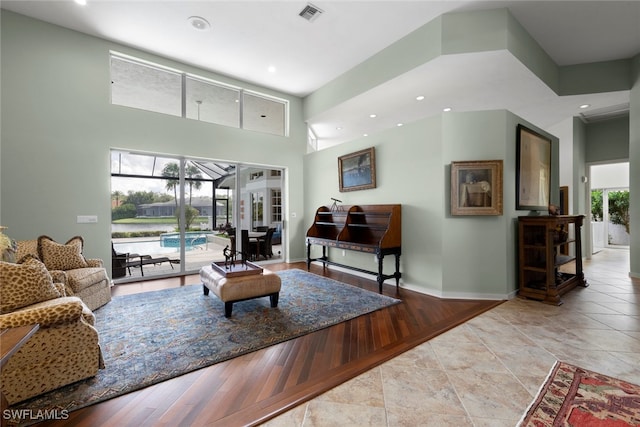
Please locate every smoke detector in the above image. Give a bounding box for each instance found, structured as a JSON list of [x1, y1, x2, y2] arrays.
[[188, 16, 211, 31], [299, 3, 324, 22]]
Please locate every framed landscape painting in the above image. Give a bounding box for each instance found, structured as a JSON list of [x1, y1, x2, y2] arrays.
[[338, 147, 376, 192], [516, 124, 551, 211], [451, 160, 503, 216]]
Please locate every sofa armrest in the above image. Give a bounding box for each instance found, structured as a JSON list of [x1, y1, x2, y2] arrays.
[[49, 270, 67, 284], [85, 259, 104, 268], [53, 282, 67, 296], [0, 297, 84, 329]]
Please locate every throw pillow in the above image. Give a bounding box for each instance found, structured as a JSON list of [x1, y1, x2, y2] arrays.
[[0, 257, 61, 314], [38, 235, 88, 271], [16, 239, 40, 263]]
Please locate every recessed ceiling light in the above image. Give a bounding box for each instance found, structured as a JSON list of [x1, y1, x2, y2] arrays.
[[443, 107, 452, 112], [75, 0, 87, 5], [336, 127, 342, 130], [363, 133, 369, 137], [579, 104, 590, 109], [369, 114, 377, 118], [397, 123, 404, 127], [267, 65, 277, 73], [188, 16, 211, 31], [416, 95, 425, 101]]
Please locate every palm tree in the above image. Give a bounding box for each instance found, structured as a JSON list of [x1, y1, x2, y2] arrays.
[[185, 164, 203, 206], [162, 162, 179, 209], [111, 190, 124, 207]]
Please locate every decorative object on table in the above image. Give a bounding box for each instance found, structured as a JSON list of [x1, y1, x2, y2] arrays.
[[0, 226, 17, 263], [338, 147, 376, 192], [329, 197, 343, 212], [548, 203, 561, 215], [222, 245, 238, 269], [450, 160, 503, 216], [7, 269, 400, 422], [211, 260, 263, 277], [518, 360, 640, 426], [516, 124, 552, 211]]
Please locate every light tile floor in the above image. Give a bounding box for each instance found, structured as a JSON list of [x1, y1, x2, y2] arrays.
[[264, 248, 639, 426]]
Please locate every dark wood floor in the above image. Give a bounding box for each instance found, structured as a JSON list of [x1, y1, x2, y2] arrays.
[[39, 262, 502, 427]]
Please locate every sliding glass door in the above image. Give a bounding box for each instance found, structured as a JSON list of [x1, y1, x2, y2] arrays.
[[111, 151, 283, 282]]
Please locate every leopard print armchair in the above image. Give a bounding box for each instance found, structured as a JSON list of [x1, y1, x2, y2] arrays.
[[16, 237, 111, 310], [0, 259, 104, 405]]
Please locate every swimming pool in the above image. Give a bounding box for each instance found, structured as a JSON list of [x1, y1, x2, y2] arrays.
[[160, 232, 209, 248], [112, 240, 177, 256], [113, 232, 211, 255]]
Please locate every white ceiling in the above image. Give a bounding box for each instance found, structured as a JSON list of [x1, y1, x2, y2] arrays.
[[2, 1, 639, 147]]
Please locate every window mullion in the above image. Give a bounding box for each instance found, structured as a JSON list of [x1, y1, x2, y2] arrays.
[[181, 74, 187, 118]]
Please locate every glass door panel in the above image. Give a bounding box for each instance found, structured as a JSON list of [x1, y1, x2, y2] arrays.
[[110, 153, 184, 280], [237, 165, 284, 263]]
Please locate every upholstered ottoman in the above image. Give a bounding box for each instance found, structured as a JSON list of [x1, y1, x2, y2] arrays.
[[199, 265, 281, 317]]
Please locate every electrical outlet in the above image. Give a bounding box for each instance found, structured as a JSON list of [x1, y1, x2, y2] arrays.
[[342, 250, 346, 256]]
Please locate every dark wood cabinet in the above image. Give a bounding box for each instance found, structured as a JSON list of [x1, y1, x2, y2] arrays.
[[517, 215, 587, 305], [306, 204, 401, 293]]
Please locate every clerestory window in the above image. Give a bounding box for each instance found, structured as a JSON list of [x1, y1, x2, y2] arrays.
[[109, 52, 289, 137]]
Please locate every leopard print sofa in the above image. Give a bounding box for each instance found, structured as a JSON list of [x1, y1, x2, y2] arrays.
[[0, 258, 104, 405], [16, 237, 112, 311]]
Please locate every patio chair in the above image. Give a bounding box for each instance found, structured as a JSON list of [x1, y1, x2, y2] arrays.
[[111, 243, 128, 278], [256, 228, 275, 259], [125, 254, 174, 277], [241, 229, 258, 262]]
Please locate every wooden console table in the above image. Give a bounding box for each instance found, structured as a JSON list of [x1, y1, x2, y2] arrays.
[[306, 204, 401, 293], [517, 215, 587, 305]]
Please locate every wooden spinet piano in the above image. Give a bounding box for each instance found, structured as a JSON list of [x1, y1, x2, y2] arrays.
[[306, 204, 402, 293]]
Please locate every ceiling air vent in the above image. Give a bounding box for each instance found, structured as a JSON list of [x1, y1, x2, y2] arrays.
[[299, 3, 323, 22]]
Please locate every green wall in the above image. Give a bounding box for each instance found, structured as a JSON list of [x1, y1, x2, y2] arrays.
[[304, 110, 558, 298], [0, 11, 308, 270], [630, 54, 640, 278], [586, 116, 630, 163]]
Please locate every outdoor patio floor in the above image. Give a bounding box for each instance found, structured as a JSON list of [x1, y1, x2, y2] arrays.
[[113, 236, 283, 281]]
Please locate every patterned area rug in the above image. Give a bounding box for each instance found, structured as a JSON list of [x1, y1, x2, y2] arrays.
[[518, 361, 640, 426], [10, 269, 399, 424]]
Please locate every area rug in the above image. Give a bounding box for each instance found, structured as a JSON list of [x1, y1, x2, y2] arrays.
[[9, 269, 399, 424], [518, 360, 640, 426]]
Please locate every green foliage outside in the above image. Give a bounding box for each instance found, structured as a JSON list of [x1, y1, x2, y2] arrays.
[[590, 189, 630, 233], [111, 230, 165, 239], [609, 191, 630, 233], [178, 206, 200, 230], [111, 203, 137, 220], [112, 161, 208, 229], [111, 190, 175, 220], [591, 190, 603, 221]]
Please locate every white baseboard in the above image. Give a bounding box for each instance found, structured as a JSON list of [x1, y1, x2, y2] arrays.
[[306, 261, 512, 300]]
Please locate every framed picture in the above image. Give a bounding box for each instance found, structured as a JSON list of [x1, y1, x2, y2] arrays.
[[338, 147, 376, 192], [516, 124, 552, 211], [451, 160, 503, 216]]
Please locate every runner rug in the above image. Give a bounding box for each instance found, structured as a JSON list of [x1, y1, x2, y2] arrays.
[[518, 360, 640, 426], [8, 269, 399, 425]]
